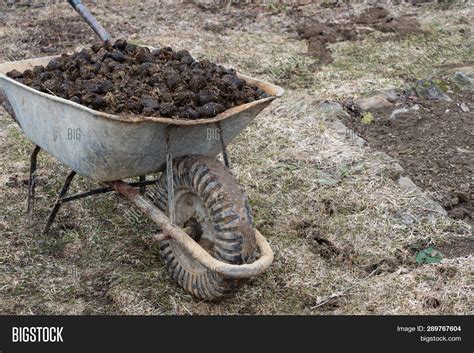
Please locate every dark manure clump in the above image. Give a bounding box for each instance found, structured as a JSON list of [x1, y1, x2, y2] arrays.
[[7, 39, 269, 120]]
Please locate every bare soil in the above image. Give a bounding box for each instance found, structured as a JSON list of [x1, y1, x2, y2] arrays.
[[355, 6, 424, 38], [296, 21, 359, 64], [343, 91, 473, 225], [296, 6, 424, 63], [7, 40, 267, 119], [22, 16, 138, 55]]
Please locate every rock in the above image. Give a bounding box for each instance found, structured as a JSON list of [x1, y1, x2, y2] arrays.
[[413, 79, 451, 101], [327, 118, 367, 147], [456, 147, 471, 154], [383, 89, 403, 103], [398, 176, 448, 215], [460, 102, 469, 112], [355, 93, 392, 111], [317, 101, 348, 118], [398, 176, 418, 193], [453, 71, 474, 91], [389, 104, 420, 120]]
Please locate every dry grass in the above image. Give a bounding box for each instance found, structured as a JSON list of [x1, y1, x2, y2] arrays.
[[0, 1, 472, 315]]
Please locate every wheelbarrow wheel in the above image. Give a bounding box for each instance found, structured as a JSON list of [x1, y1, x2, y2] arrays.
[[154, 154, 257, 300]]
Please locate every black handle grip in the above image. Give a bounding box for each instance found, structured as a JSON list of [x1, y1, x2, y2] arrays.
[[68, 0, 82, 8]]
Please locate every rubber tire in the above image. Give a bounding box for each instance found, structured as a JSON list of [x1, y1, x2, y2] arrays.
[[154, 155, 257, 300]]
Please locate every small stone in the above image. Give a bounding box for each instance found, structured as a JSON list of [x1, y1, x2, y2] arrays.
[[456, 147, 471, 154], [460, 103, 469, 112], [389, 104, 420, 120], [413, 79, 451, 101], [355, 94, 392, 111], [397, 176, 418, 193], [453, 71, 474, 91], [383, 89, 403, 103]]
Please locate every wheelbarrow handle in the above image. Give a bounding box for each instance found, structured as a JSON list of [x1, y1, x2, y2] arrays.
[[107, 180, 274, 279], [68, 0, 111, 44]]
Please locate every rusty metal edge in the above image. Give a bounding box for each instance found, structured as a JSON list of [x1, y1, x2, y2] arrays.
[[107, 180, 274, 279]]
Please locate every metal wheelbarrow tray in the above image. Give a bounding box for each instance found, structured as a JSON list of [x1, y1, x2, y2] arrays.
[[0, 55, 284, 300], [0, 55, 283, 181]]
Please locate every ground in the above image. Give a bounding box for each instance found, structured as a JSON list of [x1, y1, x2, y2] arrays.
[[0, 1, 472, 315]]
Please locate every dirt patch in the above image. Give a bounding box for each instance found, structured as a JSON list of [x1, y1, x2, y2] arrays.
[[296, 6, 423, 63], [437, 237, 474, 258], [342, 90, 473, 225], [296, 22, 359, 64], [0, 8, 139, 59], [23, 16, 109, 55], [355, 6, 423, 38], [7, 40, 268, 119]]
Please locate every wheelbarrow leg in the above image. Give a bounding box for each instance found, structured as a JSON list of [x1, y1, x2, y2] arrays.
[[43, 171, 76, 234], [139, 175, 146, 194], [27, 145, 41, 222], [216, 122, 230, 169], [166, 128, 175, 224]]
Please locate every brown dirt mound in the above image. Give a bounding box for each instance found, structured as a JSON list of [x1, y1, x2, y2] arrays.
[[342, 91, 473, 225], [296, 6, 424, 63], [355, 6, 424, 37], [297, 23, 357, 43], [7, 40, 268, 120], [296, 22, 359, 64]]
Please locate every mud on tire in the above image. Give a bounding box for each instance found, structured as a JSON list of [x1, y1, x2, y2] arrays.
[[153, 155, 257, 300]]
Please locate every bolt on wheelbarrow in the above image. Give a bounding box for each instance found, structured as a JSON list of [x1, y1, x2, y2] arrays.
[[0, 0, 283, 300]]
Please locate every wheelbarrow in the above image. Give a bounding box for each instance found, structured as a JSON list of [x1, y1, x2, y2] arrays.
[[0, 1, 283, 300]]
